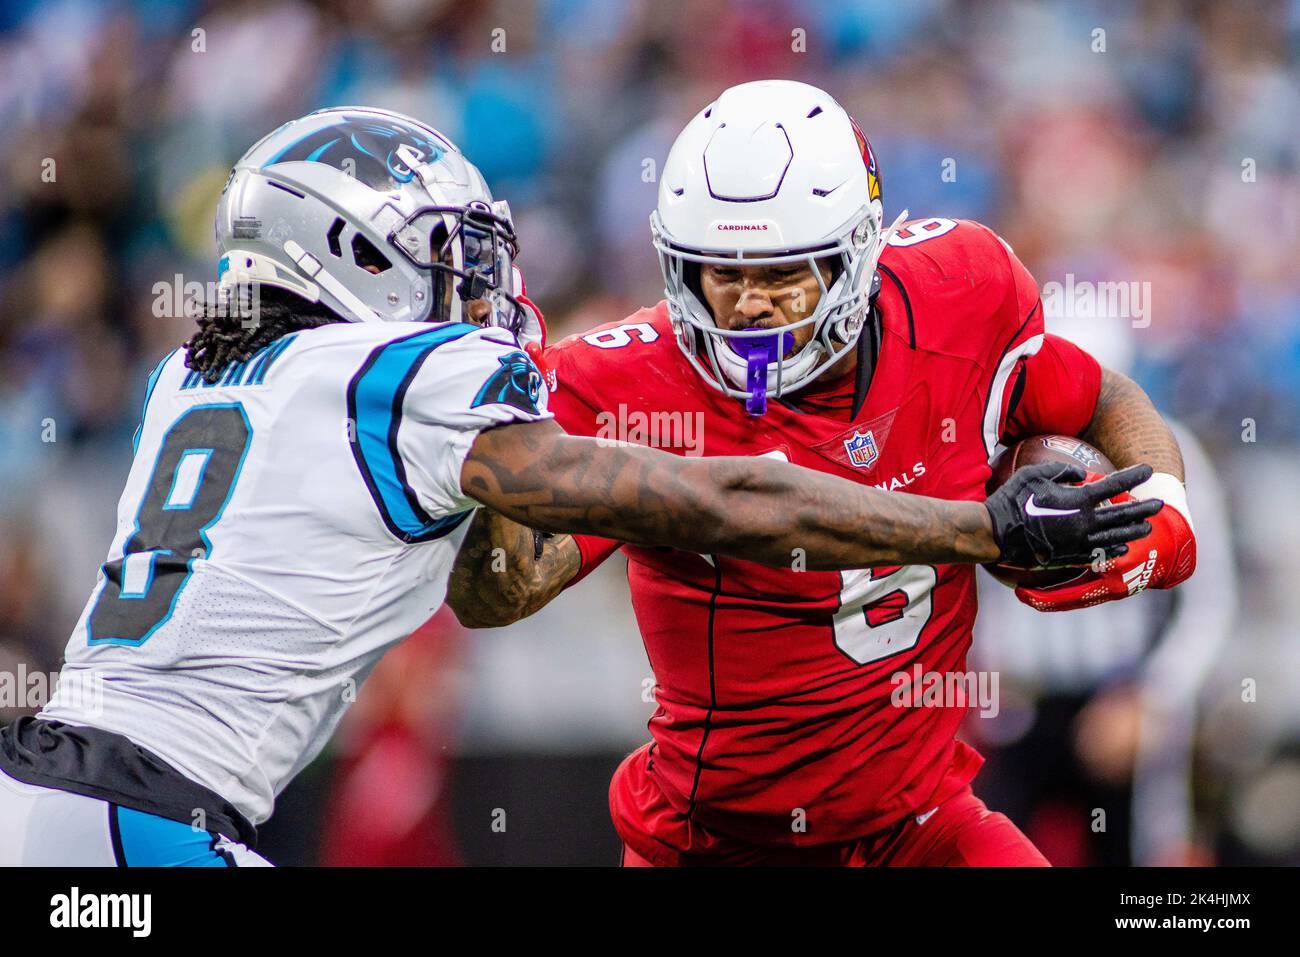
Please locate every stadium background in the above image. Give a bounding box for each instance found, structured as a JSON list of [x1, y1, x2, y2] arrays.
[[1, 0, 1297, 865]]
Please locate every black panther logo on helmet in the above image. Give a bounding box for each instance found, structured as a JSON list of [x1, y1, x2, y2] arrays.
[[262, 114, 451, 191]]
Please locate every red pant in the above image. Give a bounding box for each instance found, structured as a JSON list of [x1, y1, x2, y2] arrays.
[[612, 744, 1048, 867]]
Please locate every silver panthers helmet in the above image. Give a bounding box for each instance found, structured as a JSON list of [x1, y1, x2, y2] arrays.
[[215, 106, 526, 333]]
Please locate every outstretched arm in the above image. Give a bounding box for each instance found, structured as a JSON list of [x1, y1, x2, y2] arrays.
[[448, 366, 1183, 628], [458, 418, 1156, 577], [460, 419, 997, 571]]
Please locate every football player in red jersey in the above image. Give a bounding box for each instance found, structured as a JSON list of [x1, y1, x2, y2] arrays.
[[447, 80, 1195, 866]]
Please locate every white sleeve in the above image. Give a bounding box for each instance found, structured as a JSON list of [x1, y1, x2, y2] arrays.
[[401, 326, 553, 515], [349, 324, 551, 541]]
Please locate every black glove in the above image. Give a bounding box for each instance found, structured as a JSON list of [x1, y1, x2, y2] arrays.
[[984, 462, 1163, 568]]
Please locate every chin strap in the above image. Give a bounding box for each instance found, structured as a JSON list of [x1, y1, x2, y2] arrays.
[[879, 208, 909, 250]]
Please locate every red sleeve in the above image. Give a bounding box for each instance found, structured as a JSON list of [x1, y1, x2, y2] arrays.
[[975, 224, 1046, 458], [1001, 333, 1102, 443], [566, 534, 621, 588], [546, 335, 609, 437]]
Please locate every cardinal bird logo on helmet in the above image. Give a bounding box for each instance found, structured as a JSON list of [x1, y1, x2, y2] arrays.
[[850, 117, 882, 203]]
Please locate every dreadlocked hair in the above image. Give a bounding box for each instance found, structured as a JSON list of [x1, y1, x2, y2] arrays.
[[185, 285, 346, 383]]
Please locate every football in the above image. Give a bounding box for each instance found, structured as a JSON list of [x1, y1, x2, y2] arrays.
[[984, 434, 1116, 589]]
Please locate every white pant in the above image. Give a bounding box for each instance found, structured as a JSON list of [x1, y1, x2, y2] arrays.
[[0, 769, 271, 866]]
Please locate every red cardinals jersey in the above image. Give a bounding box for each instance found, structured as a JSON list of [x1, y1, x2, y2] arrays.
[[547, 218, 1101, 850]]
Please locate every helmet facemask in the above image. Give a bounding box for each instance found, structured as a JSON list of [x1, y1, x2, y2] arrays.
[[654, 204, 904, 415], [389, 198, 526, 336]]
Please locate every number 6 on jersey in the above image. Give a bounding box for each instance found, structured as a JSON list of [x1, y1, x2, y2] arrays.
[[832, 565, 937, 665]]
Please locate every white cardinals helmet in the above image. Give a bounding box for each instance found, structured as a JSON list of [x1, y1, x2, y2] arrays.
[[651, 80, 904, 413]]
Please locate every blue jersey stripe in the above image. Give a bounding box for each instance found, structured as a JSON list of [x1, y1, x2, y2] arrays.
[[246, 333, 297, 385], [347, 323, 478, 543], [220, 357, 249, 386]]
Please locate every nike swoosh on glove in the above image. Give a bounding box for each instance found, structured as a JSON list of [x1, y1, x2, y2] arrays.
[[985, 462, 1163, 569], [1016, 471, 1196, 612]]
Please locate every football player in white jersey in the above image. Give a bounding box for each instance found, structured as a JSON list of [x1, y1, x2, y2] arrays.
[[0, 106, 1161, 866]]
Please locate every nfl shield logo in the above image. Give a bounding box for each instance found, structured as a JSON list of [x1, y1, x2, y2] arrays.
[[844, 430, 879, 469]]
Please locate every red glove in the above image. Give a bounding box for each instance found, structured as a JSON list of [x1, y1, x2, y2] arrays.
[[1016, 472, 1196, 612]]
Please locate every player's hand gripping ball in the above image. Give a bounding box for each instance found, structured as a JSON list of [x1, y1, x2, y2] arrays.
[[986, 435, 1117, 589], [984, 435, 1196, 612]]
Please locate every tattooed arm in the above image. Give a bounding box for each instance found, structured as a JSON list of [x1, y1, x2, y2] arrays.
[[458, 418, 999, 576], [1083, 367, 1184, 480], [447, 508, 581, 628], [454, 418, 1156, 614]]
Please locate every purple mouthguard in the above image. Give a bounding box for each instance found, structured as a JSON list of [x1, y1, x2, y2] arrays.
[[729, 329, 796, 416]]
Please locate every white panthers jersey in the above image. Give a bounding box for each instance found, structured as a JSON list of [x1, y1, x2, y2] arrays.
[[41, 320, 549, 825]]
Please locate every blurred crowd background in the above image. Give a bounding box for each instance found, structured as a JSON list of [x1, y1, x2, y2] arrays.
[[1, 0, 1298, 865]]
